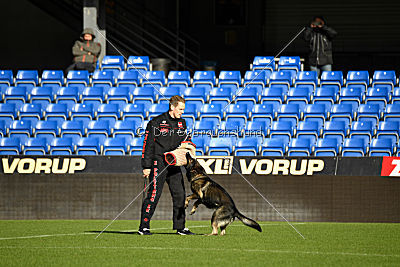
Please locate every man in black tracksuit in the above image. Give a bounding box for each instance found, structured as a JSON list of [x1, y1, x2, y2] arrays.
[[138, 95, 195, 235], [303, 16, 337, 77]]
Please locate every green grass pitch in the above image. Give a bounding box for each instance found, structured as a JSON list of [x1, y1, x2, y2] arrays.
[[0, 220, 399, 266]]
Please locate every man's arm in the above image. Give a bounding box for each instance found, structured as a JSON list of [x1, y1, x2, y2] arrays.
[[303, 26, 313, 41], [141, 120, 155, 170], [85, 42, 101, 57], [72, 41, 87, 57], [321, 25, 337, 39]]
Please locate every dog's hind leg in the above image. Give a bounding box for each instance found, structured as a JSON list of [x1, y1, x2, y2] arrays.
[[190, 199, 201, 215], [205, 211, 219, 236]]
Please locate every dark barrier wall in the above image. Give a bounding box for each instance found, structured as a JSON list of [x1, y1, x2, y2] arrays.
[[0, 156, 399, 222]]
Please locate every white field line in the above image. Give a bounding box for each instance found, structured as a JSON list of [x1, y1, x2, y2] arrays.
[[0, 223, 305, 241], [0, 245, 398, 258]]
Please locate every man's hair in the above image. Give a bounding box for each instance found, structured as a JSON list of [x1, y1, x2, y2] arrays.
[[169, 95, 185, 110]]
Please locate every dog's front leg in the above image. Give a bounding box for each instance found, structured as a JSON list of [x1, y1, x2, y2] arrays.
[[184, 193, 198, 209], [190, 199, 202, 215]]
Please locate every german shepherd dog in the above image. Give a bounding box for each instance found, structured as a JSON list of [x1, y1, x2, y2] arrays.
[[184, 153, 262, 235]]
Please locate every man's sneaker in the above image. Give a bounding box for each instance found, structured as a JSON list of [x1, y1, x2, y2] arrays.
[[138, 228, 152, 235], [176, 228, 195, 235]]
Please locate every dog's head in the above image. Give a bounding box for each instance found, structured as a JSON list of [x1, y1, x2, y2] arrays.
[[185, 152, 205, 181]]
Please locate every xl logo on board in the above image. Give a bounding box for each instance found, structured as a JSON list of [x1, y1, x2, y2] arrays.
[[196, 157, 325, 175], [1, 158, 86, 174], [381, 157, 400, 177]]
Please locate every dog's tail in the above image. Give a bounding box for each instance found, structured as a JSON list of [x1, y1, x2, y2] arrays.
[[235, 212, 262, 232]]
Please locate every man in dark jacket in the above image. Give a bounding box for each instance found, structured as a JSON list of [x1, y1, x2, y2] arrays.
[[66, 28, 101, 73], [303, 16, 337, 76], [138, 95, 195, 235]]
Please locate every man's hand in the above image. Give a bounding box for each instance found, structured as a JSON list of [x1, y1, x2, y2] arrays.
[[143, 169, 151, 178], [88, 52, 92, 55]]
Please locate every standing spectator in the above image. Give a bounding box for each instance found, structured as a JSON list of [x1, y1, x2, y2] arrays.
[[303, 16, 337, 76], [66, 28, 101, 73]]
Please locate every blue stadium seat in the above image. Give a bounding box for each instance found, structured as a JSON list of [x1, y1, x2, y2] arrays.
[[0, 120, 5, 137], [23, 137, 48, 155], [60, 121, 84, 144], [392, 87, 400, 104], [34, 120, 58, 143], [349, 121, 374, 144], [365, 87, 390, 111], [286, 87, 311, 110], [113, 121, 136, 143], [15, 70, 39, 87], [303, 104, 328, 130], [167, 71, 191, 88], [269, 121, 295, 144], [251, 56, 275, 75], [199, 104, 223, 124], [217, 120, 243, 137], [101, 55, 124, 71], [50, 137, 74, 155], [103, 137, 127, 155], [376, 121, 399, 144], [132, 86, 156, 107], [322, 121, 347, 144], [0, 103, 17, 126], [330, 104, 355, 127], [0, 70, 13, 86], [55, 87, 79, 110], [295, 71, 318, 94], [193, 121, 217, 136], [369, 138, 395, 156], [9, 120, 32, 143], [243, 71, 268, 90], [312, 87, 337, 110], [346, 71, 369, 91], [244, 121, 268, 138], [320, 71, 343, 94], [260, 87, 285, 111], [41, 70, 64, 89], [19, 104, 42, 125], [129, 136, 144, 156], [277, 56, 301, 77], [251, 104, 274, 126], [86, 120, 111, 144], [107, 87, 131, 109], [209, 87, 233, 107], [76, 137, 101, 155], [383, 104, 400, 122], [158, 86, 181, 104], [66, 70, 90, 87], [4, 87, 28, 110], [225, 104, 250, 125], [193, 71, 216, 92], [116, 70, 139, 87], [92, 70, 115, 88], [339, 87, 364, 111], [0, 138, 21, 155], [191, 135, 210, 156], [127, 56, 150, 71], [96, 104, 121, 126], [81, 87, 105, 111], [357, 104, 381, 126], [45, 103, 70, 126], [219, 71, 242, 89], [30, 87, 53, 110], [208, 137, 235, 156], [148, 103, 169, 120], [314, 138, 340, 156], [235, 137, 262, 156], [122, 103, 146, 124], [70, 104, 94, 128], [142, 71, 166, 88], [182, 87, 207, 106], [288, 138, 312, 156], [235, 86, 261, 108], [269, 71, 293, 92], [277, 104, 301, 126], [372, 70, 396, 91], [182, 103, 198, 126], [296, 121, 320, 144], [342, 138, 367, 157], [261, 138, 286, 156]]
